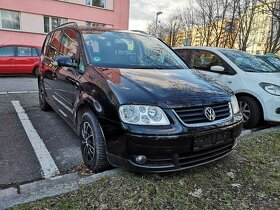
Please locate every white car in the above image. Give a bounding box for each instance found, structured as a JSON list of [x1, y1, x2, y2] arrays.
[[174, 46, 280, 128]]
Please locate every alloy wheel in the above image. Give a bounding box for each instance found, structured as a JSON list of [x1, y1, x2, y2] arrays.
[[239, 101, 251, 122], [81, 121, 95, 163]]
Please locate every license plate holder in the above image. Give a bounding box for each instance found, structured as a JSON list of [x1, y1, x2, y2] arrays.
[[193, 130, 232, 152]]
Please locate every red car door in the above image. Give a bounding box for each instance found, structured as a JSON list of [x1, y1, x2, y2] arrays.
[[0, 46, 16, 74], [15, 46, 40, 74]]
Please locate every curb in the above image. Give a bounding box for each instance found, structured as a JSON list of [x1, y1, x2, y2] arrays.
[[0, 169, 121, 210], [239, 125, 280, 139]]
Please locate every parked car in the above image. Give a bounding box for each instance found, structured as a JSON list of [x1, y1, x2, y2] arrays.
[[39, 23, 243, 173], [256, 54, 280, 70], [174, 46, 280, 128], [0, 44, 41, 75]]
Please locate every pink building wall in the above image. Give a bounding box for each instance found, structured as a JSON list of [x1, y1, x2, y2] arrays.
[[0, 0, 130, 47]]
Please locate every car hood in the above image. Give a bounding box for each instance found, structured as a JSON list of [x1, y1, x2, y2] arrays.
[[103, 68, 231, 108], [246, 72, 280, 85]]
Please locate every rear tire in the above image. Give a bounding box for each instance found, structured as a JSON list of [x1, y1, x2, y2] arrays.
[[80, 111, 109, 172], [33, 66, 39, 76], [38, 79, 51, 111], [238, 96, 261, 129]]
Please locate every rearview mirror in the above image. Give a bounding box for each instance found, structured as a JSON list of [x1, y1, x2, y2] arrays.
[[55, 56, 78, 68], [210, 65, 225, 72]]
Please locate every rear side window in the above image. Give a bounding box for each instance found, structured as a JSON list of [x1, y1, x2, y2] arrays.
[[0, 46, 15, 56], [42, 33, 52, 55], [45, 30, 62, 60], [190, 50, 224, 70], [17, 47, 32, 56]]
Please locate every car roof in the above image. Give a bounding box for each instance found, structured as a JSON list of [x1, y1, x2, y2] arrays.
[[173, 46, 238, 52], [0, 44, 41, 48], [50, 22, 152, 38]]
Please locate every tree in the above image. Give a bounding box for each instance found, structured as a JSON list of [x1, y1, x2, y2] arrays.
[[258, 0, 280, 54], [236, 0, 259, 51]]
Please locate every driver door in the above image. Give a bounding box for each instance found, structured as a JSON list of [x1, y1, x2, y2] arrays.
[[189, 49, 229, 85]]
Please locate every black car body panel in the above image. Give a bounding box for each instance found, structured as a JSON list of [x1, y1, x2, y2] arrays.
[[39, 25, 243, 172]]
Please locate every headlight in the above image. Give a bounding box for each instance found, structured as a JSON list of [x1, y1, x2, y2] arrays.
[[119, 105, 170, 125], [260, 83, 280, 96], [231, 95, 240, 114]]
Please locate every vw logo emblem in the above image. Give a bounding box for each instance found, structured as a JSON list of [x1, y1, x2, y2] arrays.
[[204, 107, 216, 121]]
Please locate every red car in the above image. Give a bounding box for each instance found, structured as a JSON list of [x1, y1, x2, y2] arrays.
[[0, 44, 41, 75]]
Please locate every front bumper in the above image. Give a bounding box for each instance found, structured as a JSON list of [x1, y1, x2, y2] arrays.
[[107, 120, 243, 173], [262, 95, 280, 123]]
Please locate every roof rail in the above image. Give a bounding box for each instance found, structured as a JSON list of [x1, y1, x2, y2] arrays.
[[54, 22, 78, 30], [131, 30, 148, 35]]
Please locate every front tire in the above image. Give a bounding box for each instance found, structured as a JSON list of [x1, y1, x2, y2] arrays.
[[80, 111, 109, 172], [238, 96, 261, 129]]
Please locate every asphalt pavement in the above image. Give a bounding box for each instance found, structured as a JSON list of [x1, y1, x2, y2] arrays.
[[0, 76, 83, 188]]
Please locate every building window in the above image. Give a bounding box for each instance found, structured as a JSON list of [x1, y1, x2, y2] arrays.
[[85, 0, 105, 8], [85, 21, 106, 28], [0, 9, 20, 30], [44, 16, 67, 33]]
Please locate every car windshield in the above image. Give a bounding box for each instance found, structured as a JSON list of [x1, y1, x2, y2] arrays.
[[262, 56, 280, 70], [82, 31, 188, 69], [219, 49, 280, 72]]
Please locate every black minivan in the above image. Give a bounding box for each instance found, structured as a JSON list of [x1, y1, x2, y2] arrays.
[[38, 23, 243, 173]]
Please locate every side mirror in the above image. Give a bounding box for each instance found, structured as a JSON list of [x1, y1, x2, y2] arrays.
[[54, 56, 78, 68], [210, 65, 225, 72]]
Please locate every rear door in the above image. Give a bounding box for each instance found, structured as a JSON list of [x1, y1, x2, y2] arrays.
[[0, 46, 16, 74], [41, 29, 63, 104], [15, 46, 39, 73], [53, 28, 81, 121]]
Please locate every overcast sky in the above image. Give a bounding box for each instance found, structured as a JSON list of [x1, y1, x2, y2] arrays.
[[129, 0, 187, 31]]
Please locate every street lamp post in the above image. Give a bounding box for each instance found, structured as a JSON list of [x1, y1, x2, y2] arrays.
[[155, 11, 163, 35]]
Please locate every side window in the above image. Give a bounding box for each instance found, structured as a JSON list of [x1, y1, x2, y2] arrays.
[[59, 29, 79, 57], [17, 47, 32, 56], [45, 30, 62, 60], [0, 46, 15, 56], [176, 49, 192, 65], [32, 48, 39, 56], [190, 50, 224, 71]]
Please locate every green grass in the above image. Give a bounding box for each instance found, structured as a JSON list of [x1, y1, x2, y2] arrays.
[[14, 130, 280, 210]]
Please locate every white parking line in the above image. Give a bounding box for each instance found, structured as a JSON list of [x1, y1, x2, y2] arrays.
[[11, 100, 60, 179], [0, 91, 38, 95]]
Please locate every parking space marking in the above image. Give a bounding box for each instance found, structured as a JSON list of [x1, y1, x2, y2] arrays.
[[0, 91, 38, 95], [11, 100, 60, 178]]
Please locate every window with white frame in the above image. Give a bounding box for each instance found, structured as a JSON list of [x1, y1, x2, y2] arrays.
[[85, 21, 106, 28], [44, 16, 67, 33], [0, 9, 20, 30], [85, 0, 105, 8]]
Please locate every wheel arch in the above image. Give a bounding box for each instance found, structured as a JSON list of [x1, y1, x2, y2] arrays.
[[235, 92, 264, 120], [74, 98, 104, 136]]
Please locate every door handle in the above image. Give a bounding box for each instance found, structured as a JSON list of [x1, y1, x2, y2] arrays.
[[228, 80, 232, 84]]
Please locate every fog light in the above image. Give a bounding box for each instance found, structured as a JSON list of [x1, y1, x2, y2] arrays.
[[135, 155, 147, 165], [276, 107, 280, 114]]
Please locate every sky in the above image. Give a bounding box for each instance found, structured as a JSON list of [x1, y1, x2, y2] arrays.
[[129, 0, 187, 31]]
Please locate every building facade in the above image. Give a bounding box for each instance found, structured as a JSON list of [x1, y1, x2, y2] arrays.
[[0, 0, 130, 47]]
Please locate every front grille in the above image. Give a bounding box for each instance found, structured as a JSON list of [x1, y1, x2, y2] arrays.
[[145, 142, 234, 168], [174, 103, 231, 125]]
